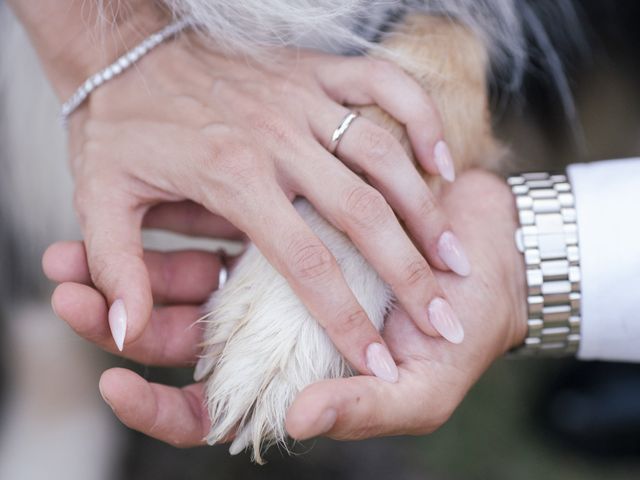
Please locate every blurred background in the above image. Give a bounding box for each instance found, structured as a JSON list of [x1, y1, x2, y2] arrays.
[[0, 1, 639, 479]]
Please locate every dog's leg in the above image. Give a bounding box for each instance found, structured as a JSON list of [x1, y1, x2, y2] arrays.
[[198, 200, 392, 462], [199, 15, 504, 462]]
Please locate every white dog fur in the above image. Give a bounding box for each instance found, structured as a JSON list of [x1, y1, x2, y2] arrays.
[[196, 200, 391, 461]]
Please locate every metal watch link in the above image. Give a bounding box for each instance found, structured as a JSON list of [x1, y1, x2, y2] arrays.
[[508, 172, 582, 356]]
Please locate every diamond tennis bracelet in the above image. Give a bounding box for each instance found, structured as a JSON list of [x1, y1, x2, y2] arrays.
[[59, 18, 190, 125]]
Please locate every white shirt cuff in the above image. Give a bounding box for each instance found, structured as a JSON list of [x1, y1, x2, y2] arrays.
[[567, 158, 640, 362]]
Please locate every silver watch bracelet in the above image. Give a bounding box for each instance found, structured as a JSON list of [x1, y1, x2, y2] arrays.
[[508, 172, 582, 356]]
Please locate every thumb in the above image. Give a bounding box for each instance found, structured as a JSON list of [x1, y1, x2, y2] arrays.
[[82, 201, 151, 351], [286, 376, 402, 441]]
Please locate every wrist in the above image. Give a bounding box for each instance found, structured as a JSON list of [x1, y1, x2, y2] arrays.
[[505, 204, 529, 352], [483, 175, 528, 353], [8, 0, 170, 100]]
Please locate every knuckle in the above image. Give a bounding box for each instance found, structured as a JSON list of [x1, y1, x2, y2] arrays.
[[199, 127, 235, 162], [328, 305, 370, 339], [402, 258, 432, 288], [415, 191, 440, 220], [88, 252, 113, 288], [200, 121, 233, 139], [210, 77, 227, 94], [89, 249, 140, 290], [222, 143, 258, 173], [247, 109, 292, 146], [211, 79, 258, 111], [201, 134, 259, 180], [196, 132, 273, 212], [368, 58, 401, 80], [288, 237, 336, 282], [359, 129, 398, 167], [342, 185, 392, 230], [287, 80, 317, 103]]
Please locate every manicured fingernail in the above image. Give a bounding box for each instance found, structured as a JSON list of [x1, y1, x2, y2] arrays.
[[108, 299, 127, 352], [310, 408, 338, 438], [437, 231, 471, 277], [366, 342, 399, 383], [428, 297, 464, 344], [434, 140, 455, 182]]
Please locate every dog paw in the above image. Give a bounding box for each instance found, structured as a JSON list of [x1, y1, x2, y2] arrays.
[[195, 199, 392, 463]]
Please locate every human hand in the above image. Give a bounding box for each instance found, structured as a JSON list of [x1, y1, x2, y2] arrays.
[[64, 26, 471, 377], [286, 169, 528, 440], [43, 169, 526, 446]]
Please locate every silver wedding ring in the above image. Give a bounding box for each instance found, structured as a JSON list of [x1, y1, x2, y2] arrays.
[[328, 111, 360, 154], [217, 249, 229, 290]]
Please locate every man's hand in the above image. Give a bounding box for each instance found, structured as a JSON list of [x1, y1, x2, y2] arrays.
[[42, 170, 527, 446]]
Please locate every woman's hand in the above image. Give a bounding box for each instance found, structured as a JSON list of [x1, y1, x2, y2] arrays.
[[65, 29, 469, 377], [42, 170, 526, 446]]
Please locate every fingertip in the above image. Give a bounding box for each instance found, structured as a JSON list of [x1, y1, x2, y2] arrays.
[[42, 241, 87, 282], [51, 281, 79, 312], [50, 283, 65, 319], [286, 383, 333, 440], [406, 131, 437, 176], [99, 368, 155, 422], [119, 289, 153, 346], [103, 261, 153, 346], [403, 94, 445, 173], [108, 299, 127, 352], [98, 368, 120, 411], [83, 207, 150, 344], [99, 367, 141, 396], [50, 282, 89, 320], [436, 231, 471, 277], [288, 377, 383, 441], [433, 140, 455, 183], [428, 297, 465, 344], [365, 342, 399, 383], [42, 243, 57, 280], [411, 134, 454, 182]]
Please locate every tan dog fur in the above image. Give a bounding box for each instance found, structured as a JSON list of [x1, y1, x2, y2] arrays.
[[364, 15, 505, 187]]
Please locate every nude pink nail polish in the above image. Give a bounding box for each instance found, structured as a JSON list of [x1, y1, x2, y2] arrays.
[[437, 231, 471, 277], [434, 140, 455, 182], [108, 299, 127, 352], [366, 342, 399, 383], [428, 297, 464, 344]]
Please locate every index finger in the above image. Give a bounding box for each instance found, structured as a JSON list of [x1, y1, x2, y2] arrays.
[[220, 187, 399, 383], [43, 241, 228, 304]]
